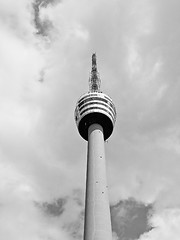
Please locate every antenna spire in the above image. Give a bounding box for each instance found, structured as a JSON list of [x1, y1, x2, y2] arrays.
[[89, 53, 101, 92]]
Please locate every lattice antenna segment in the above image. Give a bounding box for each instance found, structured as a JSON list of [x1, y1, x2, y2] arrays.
[[89, 53, 101, 92]]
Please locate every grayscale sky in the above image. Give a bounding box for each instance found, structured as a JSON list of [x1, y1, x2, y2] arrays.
[[1, 0, 180, 239]]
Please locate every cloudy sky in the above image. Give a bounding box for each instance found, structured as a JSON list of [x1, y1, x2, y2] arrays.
[[1, 0, 180, 239]]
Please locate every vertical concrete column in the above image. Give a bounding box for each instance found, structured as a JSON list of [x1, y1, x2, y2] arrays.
[[84, 123, 112, 240]]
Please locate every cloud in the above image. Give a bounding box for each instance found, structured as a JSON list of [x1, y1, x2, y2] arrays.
[[111, 198, 153, 240], [1, 0, 180, 239], [139, 208, 180, 240], [0, 161, 72, 240]]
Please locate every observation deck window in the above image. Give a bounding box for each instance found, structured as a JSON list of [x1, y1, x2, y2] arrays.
[[78, 97, 116, 113], [79, 101, 116, 115]]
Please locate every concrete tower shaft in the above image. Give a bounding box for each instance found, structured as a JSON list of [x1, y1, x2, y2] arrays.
[[75, 54, 116, 240], [84, 123, 112, 240]]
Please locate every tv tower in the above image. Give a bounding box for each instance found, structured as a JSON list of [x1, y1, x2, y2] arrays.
[[75, 54, 116, 240]]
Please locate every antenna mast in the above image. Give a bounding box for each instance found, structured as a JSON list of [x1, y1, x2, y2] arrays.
[[89, 53, 101, 92]]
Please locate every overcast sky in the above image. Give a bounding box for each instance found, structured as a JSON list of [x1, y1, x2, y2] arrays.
[[1, 0, 180, 239]]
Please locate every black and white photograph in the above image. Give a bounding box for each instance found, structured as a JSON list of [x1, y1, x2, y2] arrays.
[[0, 0, 180, 239]]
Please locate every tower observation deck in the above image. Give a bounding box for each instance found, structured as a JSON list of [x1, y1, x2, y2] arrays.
[[75, 54, 116, 240]]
